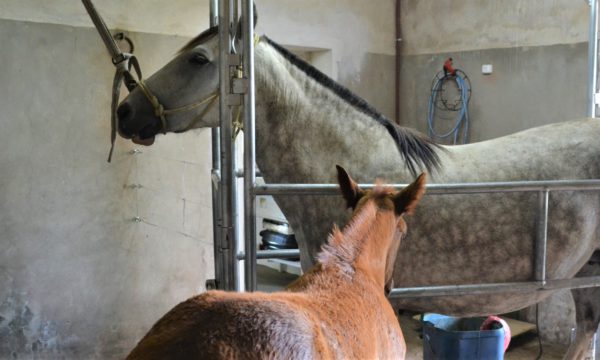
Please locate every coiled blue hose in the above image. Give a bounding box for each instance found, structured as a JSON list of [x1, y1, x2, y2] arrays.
[[427, 70, 470, 144]]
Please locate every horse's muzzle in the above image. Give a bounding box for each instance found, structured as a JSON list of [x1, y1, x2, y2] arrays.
[[116, 100, 160, 145], [116, 101, 134, 139]]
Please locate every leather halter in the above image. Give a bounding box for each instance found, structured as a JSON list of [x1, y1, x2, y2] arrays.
[[136, 80, 219, 134]]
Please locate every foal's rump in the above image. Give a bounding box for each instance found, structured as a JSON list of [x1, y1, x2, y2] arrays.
[[126, 291, 317, 360]]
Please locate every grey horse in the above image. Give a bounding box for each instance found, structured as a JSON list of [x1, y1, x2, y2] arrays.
[[114, 14, 600, 359]]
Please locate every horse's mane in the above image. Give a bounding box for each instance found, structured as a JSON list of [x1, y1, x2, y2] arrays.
[[263, 36, 443, 176], [317, 186, 395, 275]]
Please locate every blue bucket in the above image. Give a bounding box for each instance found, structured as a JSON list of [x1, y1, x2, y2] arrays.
[[422, 314, 506, 360]]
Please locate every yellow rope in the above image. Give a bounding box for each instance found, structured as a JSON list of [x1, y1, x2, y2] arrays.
[[138, 79, 218, 133]]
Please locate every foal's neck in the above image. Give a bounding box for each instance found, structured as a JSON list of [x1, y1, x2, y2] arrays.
[[313, 201, 395, 289]]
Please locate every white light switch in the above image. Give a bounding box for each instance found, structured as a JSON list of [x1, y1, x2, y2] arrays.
[[482, 64, 493, 75]]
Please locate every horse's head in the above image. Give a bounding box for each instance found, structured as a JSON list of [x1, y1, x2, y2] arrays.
[[116, 12, 257, 145], [336, 165, 426, 294]]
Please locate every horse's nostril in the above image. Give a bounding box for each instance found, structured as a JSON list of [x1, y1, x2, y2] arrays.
[[117, 102, 133, 124]]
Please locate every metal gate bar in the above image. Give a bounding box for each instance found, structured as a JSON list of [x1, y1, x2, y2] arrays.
[[208, 0, 223, 291], [241, 0, 258, 293], [216, 0, 241, 291], [588, 0, 599, 117], [387, 275, 600, 298], [244, 181, 600, 297], [253, 179, 600, 196]]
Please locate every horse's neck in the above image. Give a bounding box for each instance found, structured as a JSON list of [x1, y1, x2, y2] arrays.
[[253, 41, 406, 183], [303, 202, 393, 290], [352, 209, 395, 289]]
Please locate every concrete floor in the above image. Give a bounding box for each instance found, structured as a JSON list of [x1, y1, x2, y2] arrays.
[[257, 264, 568, 359]]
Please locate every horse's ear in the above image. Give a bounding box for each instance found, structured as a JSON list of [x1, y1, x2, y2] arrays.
[[393, 173, 427, 215], [336, 165, 364, 209], [254, 2, 258, 27], [235, 3, 258, 40]]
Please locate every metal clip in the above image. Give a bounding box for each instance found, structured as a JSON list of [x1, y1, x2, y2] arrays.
[[231, 77, 248, 94], [206, 279, 218, 290], [228, 54, 242, 66], [227, 94, 243, 106], [211, 170, 221, 189]]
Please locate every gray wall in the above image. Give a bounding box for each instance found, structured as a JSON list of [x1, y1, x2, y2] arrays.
[[399, 42, 587, 142], [0, 19, 215, 358]]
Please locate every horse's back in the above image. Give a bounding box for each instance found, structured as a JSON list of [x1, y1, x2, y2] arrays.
[[126, 291, 317, 360]]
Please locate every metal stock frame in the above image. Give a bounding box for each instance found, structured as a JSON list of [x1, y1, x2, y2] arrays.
[[208, 0, 600, 298]]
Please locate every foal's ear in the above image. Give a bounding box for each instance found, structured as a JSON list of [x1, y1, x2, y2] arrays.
[[336, 165, 364, 209], [394, 173, 427, 215]]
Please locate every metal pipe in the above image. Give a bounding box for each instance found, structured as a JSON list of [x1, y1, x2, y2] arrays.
[[236, 169, 262, 178], [253, 179, 600, 196], [209, 0, 223, 290], [388, 275, 600, 298], [242, 0, 257, 291], [395, 0, 402, 123], [256, 249, 298, 260], [81, 0, 122, 62], [218, 0, 238, 291], [209, 0, 219, 27], [534, 190, 549, 283], [237, 249, 301, 260], [232, 0, 239, 35], [588, 0, 599, 117]]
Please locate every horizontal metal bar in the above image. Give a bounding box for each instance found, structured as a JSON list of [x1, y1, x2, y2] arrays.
[[388, 275, 600, 298], [236, 169, 262, 178], [237, 249, 300, 260], [254, 179, 600, 196], [257, 249, 299, 259]]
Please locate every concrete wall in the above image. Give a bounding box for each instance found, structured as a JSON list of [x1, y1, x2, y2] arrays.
[[0, 19, 215, 358], [399, 42, 587, 142], [400, 0, 588, 55], [399, 0, 591, 344], [0, 2, 396, 358]]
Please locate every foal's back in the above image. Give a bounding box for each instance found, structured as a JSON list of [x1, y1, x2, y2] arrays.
[[126, 291, 318, 360], [127, 280, 403, 360]]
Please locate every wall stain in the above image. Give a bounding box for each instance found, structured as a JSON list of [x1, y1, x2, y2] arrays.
[[0, 291, 86, 359]]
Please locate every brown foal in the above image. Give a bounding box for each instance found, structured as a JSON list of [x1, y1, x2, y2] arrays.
[[126, 166, 426, 360]]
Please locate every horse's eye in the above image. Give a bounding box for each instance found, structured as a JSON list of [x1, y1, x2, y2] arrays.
[[189, 53, 209, 65]]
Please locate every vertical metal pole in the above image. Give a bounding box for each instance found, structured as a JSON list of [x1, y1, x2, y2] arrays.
[[535, 190, 549, 284], [208, 0, 223, 290], [588, 0, 599, 117], [242, 0, 257, 291], [218, 0, 238, 291], [209, 0, 219, 27], [232, 0, 239, 35]]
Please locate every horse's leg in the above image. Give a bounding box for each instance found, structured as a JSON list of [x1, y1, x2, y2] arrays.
[[563, 253, 600, 360]]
